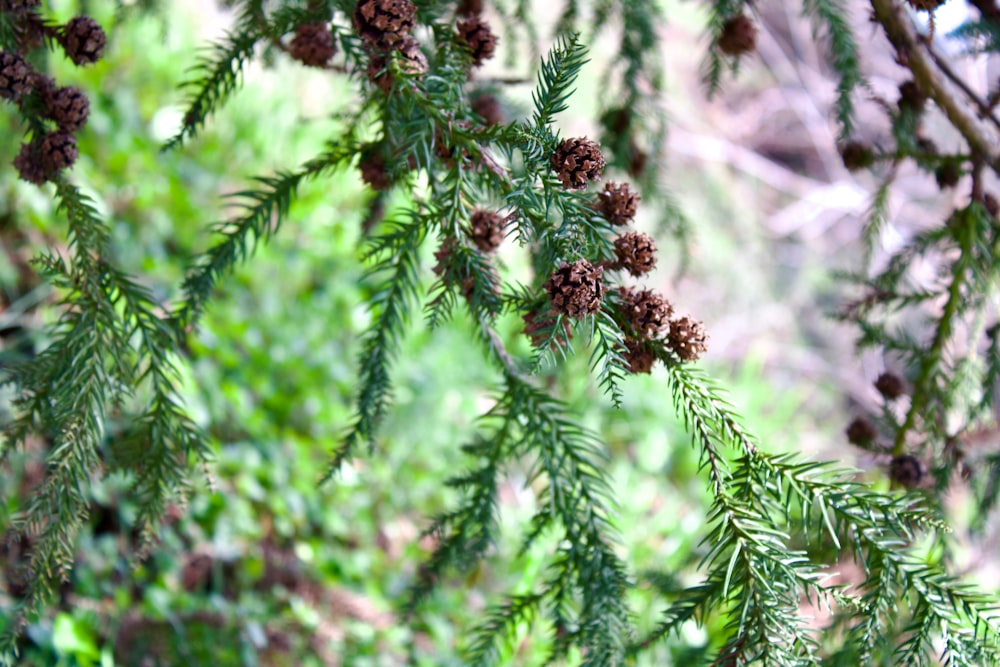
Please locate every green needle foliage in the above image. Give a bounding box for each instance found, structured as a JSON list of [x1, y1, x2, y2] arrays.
[[3, 0, 1000, 665]]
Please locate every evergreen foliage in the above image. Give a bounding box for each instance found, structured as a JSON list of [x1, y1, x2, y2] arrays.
[[3, 0, 1000, 665]]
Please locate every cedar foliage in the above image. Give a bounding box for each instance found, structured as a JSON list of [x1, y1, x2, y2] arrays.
[[2, 0, 1000, 665]]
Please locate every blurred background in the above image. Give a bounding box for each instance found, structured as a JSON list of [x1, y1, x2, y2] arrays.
[[1, 0, 998, 664]]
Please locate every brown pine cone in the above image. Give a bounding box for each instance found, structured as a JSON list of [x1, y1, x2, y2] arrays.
[[666, 315, 708, 362], [613, 232, 657, 277], [523, 306, 572, 348], [0, 0, 41, 11], [367, 37, 427, 92], [898, 80, 927, 113], [12, 141, 47, 185], [618, 287, 672, 339], [289, 22, 337, 68], [359, 144, 391, 191], [456, 16, 497, 67], [41, 130, 78, 171], [875, 372, 906, 400], [594, 181, 640, 226], [471, 94, 503, 126], [551, 137, 605, 190], [544, 259, 606, 318], [935, 160, 962, 189], [59, 16, 107, 66], [627, 142, 648, 178], [838, 141, 874, 172], [0, 51, 33, 102], [354, 0, 416, 50], [468, 209, 504, 253], [888, 454, 924, 488], [845, 416, 877, 446], [906, 0, 945, 10], [622, 338, 656, 374], [718, 15, 756, 56], [45, 86, 89, 132], [457, 0, 484, 15]]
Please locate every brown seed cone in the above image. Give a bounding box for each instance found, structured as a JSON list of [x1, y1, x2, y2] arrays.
[[0, 0, 41, 11], [613, 232, 657, 277], [41, 130, 77, 171], [622, 338, 656, 374], [457, 0, 484, 15], [618, 287, 672, 339], [468, 209, 504, 253], [367, 37, 427, 92], [59, 16, 107, 65], [875, 372, 906, 400], [935, 160, 962, 189], [839, 141, 875, 172], [551, 137, 605, 190], [0, 51, 33, 102], [898, 80, 927, 113], [523, 306, 572, 348], [845, 416, 877, 446], [627, 143, 648, 178], [906, 0, 946, 10], [354, 0, 416, 50], [471, 94, 503, 126], [359, 145, 391, 191], [456, 16, 497, 67], [889, 454, 924, 488], [544, 259, 606, 318], [594, 181, 640, 226], [12, 142, 47, 185], [289, 22, 337, 67], [45, 85, 89, 132], [666, 315, 708, 362], [718, 15, 756, 56]]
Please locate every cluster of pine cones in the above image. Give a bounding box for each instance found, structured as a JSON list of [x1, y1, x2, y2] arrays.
[[1, 2, 105, 185], [539, 137, 708, 371]]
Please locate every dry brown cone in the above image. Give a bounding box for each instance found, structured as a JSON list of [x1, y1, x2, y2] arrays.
[[45, 85, 89, 132], [522, 306, 572, 349], [0, 51, 33, 102], [889, 454, 924, 488], [622, 338, 655, 374], [627, 142, 648, 178], [289, 22, 337, 67], [845, 416, 877, 446], [618, 287, 672, 339], [467, 209, 504, 253], [354, 0, 416, 50], [666, 315, 707, 362], [471, 94, 503, 126], [359, 144, 391, 191], [457, 0, 484, 15], [897, 80, 927, 113], [0, 0, 41, 11], [41, 130, 77, 171], [544, 259, 606, 318], [456, 16, 497, 67], [367, 37, 428, 92], [875, 372, 906, 400], [838, 141, 875, 172], [551, 137, 605, 190], [12, 142, 47, 185], [59, 16, 107, 65], [717, 15, 756, 56], [594, 182, 639, 226], [613, 232, 657, 277]]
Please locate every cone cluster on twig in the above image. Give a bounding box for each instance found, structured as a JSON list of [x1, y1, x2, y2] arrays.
[[528, 138, 709, 370], [1, 8, 104, 185], [355, 0, 427, 92]]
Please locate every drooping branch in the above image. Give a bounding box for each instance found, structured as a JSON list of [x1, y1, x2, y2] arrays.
[[870, 0, 1000, 167]]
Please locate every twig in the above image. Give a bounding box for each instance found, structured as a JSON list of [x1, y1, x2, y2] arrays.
[[870, 0, 1000, 170]]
